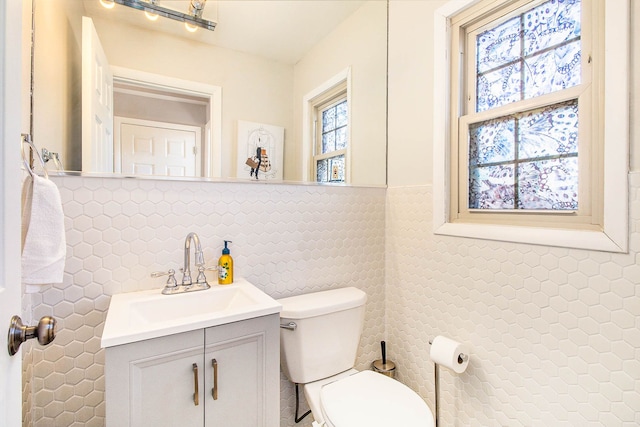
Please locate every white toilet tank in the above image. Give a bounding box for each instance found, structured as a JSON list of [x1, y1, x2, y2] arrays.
[[277, 287, 367, 384]]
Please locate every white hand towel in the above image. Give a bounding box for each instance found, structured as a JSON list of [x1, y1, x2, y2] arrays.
[[21, 175, 66, 292]]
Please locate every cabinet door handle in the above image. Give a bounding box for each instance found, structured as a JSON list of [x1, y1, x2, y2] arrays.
[[193, 363, 199, 406], [212, 358, 218, 400]]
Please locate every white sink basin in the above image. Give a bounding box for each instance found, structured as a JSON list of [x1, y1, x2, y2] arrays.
[[101, 278, 281, 347]]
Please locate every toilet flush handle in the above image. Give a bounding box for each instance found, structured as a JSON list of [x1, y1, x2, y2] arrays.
[[279, 322, 297, 331]]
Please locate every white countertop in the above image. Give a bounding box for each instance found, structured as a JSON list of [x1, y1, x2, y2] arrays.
[[101, 278, 281, 347]]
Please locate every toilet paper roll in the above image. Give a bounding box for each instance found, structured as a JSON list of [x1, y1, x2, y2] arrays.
[[429, 335, 469, 374]]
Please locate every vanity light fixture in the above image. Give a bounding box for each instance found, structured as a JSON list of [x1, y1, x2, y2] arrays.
[[112, 0, 216, 31]]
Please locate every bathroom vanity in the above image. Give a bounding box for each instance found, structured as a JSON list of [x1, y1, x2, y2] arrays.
[[101, 280, 281, 427]]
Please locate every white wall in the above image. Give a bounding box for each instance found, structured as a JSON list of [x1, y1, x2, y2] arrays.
[[292, 1, 388, 185], [32, 0, 82, 171], [387, 0, 443, 187], [386, 1, 640, 425]]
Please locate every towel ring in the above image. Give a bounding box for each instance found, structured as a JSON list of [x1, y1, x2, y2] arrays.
[[21, 134, 49, 179]]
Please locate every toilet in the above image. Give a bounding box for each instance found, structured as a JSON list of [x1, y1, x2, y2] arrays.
[[277, 287, 434, 427]]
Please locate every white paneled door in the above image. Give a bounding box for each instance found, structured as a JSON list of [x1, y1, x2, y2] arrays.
[[116, 119, 201, 177], [1, 0, 25, 425], [82, 16, 114, 173]]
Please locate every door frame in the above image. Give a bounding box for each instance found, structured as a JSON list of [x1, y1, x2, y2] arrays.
[[111, 66, 222, 178], [1, 0, 26, 425]]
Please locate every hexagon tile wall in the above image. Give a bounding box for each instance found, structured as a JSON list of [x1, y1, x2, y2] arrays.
[[386, 172, 639, 427], [25, 177, 386, 427], [24, 172, 639, 426]]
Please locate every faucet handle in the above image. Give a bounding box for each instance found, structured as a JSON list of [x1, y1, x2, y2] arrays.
[[179, 267, 193, 286], [152, 269, 179, 293], [195, 266, 208, 286], [195, 265, 219, 287], [151, 268, 177, 282]]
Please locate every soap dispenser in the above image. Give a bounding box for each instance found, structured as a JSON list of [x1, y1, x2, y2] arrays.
[[218, 240, 233, 285]]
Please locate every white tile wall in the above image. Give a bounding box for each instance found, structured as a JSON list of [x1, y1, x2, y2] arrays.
[[385, 172, 640, 427], [24, 172, 639, 427], [26, 177, 386, 427]]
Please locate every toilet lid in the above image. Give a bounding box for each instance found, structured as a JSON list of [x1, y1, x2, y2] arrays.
[[320, 370, 434, 427]]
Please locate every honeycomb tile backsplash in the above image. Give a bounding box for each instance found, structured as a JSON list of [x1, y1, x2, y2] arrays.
[[24, 172, 639, 427], [26, 177, 386, 427], [386, 173, 639, 427]]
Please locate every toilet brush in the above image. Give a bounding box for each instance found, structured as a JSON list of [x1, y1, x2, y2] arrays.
[[372, 340, 396, 378]]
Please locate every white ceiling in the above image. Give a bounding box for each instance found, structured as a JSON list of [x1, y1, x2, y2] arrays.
[[82, 0, 367, 64]]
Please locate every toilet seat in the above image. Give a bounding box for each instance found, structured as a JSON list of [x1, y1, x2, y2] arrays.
[[318, 370, 434, 427]]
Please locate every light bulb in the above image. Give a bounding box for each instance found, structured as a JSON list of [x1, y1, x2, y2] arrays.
[[99, 0, 115, 9], [145, 11, 159, 21], [185, 22, 198, 33]]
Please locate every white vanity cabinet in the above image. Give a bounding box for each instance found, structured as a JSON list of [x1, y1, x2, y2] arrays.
[[105, 314, 279, 427]]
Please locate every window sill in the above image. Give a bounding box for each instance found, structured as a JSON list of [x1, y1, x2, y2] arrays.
[[433, 221, 626, 253]]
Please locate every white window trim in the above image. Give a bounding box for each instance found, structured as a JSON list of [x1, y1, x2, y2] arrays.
[[302, 67, 352, 183], [432, 0, 629, 252]]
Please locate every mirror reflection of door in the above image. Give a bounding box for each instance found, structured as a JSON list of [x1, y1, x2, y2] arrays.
[[81, 16, 114, 173], [116, 119, 202, 177], [82, 17, 210, 177]]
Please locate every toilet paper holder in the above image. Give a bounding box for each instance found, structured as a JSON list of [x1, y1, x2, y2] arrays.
[[428, 338, 469, 427], [429, 338, 468, 363]]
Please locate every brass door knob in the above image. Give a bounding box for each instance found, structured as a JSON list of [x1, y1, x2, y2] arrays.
[[7, 315, 57, 356]]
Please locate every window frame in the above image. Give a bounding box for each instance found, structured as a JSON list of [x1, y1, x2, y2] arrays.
[[432, 0, 629, 252], [314, 91, 348, 182], [302, 68, 352, 184]]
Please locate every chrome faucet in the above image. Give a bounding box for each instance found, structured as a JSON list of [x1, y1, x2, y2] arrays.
[[182, 232, 206, 286], [151, 232, 212, 295]]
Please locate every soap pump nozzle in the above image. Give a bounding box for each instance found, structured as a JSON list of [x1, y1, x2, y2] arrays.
[[222, 240, 232, 255]]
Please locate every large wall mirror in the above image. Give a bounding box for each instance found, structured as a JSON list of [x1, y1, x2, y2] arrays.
[[31, 0, 387, 186]]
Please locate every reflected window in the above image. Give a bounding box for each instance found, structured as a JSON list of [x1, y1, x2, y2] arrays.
[[313, 86, 348, 183]]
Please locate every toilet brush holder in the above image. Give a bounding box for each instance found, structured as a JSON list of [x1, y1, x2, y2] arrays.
[[371, 340, 396, 378], [371, 359, 396, 378]]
